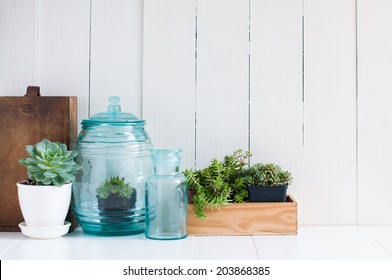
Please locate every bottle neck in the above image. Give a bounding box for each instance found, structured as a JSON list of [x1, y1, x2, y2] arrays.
[[154, 165, 180, 175]]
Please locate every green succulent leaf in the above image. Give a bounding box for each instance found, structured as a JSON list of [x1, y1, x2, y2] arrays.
[[26, 165, 41, 172], [37, 163, 51, 170], [34, 171, 46, 182], [42, 177, 51, 185], [43, 170, 57, 178], [34, 156, 48, 164], [19, 158, 37, 166], [35, 141, 47, 157], [25, 145, 36, 157], [66, 150, 79, 160], [57, 172, 75, 182], [52, 176, 64, 187], [48, 161, 62, 167]]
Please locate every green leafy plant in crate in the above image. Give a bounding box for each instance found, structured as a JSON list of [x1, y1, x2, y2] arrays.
[[184, 149, 251, 220]]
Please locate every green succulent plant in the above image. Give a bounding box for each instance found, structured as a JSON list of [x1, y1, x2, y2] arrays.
[[241, 163, 292, 187], [96, 176, 135, 199], [18, 139, 81, 187], [184, 149, 251, 220]]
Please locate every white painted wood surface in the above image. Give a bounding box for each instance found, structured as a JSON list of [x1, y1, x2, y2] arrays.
[[38, 0, 90, 127], [1, 0, 392, 226], [0, 0, 37, 96], [357, 0, 392, 225], [250, 0, 304, 224], [196, 0, 249, 169], [2, 226, 392, 260], [193, 236, 259, 260], [143, 0, 196, 170], [253, 227, 392, 259], [90, 0, 143, 118], [127, 236, 195, 260], [303, 0, 357, 225]]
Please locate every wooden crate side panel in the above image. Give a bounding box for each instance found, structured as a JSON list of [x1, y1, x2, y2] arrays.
[[188, 196, 297, 235]]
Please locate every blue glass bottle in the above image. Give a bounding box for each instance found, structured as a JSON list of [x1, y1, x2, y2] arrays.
[[145, 149, 188, 240], [73, 96, 153, 236]]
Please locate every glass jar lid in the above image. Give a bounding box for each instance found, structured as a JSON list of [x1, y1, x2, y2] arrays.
[[82, 96, 144, 126]]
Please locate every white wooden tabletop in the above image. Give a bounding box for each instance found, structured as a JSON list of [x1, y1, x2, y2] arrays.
[[1, 226, 392, 260]]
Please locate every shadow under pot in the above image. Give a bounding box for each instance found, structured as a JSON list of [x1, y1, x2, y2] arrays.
[[247, 185, 288, 202]]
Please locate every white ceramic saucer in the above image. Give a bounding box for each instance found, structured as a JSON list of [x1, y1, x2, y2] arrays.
[[18, 221, 71, 239]]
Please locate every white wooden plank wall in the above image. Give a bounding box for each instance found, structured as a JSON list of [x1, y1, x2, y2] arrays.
[[357, 0, 392, 225], [143, 0, 196, 170], [38, 0, 90, 128], [0, 0, 37, 95], [196, 0, 249, 169], [250, 0, 304, 224], [303, 0, 357, 225], [90, 0, 143, 118], [1, 0, 392, 226]]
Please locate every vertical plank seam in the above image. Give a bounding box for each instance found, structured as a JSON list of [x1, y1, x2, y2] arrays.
[[251, 235, 261, 259], [139, 0, 143, 120], [248, 0, 251, 164], [88, 0, 92, 118], [301, 0, 305, 226], [35, 0, 40, 86], [355, 0, 359, 225], [141, 0, 144, 119], [302, 0, 305, 147], [194, 0, 198, 169]]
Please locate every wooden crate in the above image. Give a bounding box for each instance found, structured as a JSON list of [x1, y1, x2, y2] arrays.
[[0, 87, 77, 231], [188, 195, 297, 235]]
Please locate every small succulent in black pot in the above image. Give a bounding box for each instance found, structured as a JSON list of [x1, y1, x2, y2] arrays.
[[241, 163, 292, 202]]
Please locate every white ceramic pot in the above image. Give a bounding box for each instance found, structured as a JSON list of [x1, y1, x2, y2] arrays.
[[16, 182, 72, 227]]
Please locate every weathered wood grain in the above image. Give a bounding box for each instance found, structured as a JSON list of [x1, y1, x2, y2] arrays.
[[188, 195, 297, 235], [0, 94, 77, 231]]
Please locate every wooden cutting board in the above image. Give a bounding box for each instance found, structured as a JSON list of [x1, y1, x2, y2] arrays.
[[0, 86, 77, 231]]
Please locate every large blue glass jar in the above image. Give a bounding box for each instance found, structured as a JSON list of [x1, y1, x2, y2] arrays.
[[145, 149, 188, 240], [73, 96, 153, 236]]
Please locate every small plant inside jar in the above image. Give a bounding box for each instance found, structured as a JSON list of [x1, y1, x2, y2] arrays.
[[96, 176, 136, 211]]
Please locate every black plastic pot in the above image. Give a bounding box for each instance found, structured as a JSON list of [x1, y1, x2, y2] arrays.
[[247, 185, 288, 202]]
